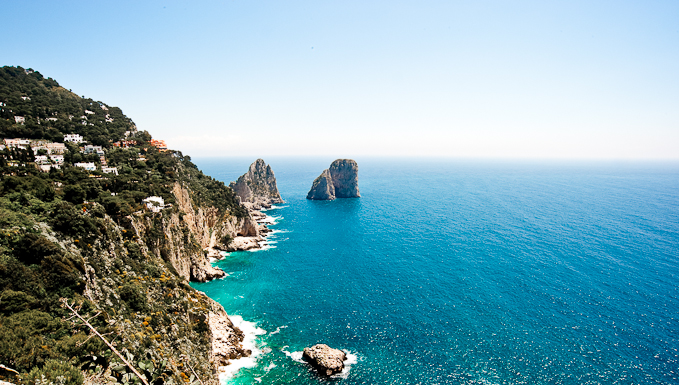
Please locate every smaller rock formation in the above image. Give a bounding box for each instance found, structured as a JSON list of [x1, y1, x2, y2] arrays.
[[306, 169, 335, 200], [307, 159, 360, 200], [303, 344, 347, 376], [230, 159, 284, 209]]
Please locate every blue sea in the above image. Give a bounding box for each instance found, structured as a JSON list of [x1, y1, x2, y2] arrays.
[[191, 158, 679, 385]]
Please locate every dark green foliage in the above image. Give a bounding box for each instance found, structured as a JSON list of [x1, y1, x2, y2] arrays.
[[0, 310, 71, 372], [0, 290, 39, 315], [63, 185, 86, 204], [23, 359, 84, 385], [50, 201, 100, 241], [119, 282, 147, 312], [12, 233, 61, 265]]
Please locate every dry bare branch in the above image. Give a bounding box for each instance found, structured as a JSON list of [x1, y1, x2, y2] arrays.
[[60, 298, 149, 385]]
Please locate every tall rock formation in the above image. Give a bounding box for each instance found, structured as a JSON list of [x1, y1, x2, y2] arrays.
[[230, 159, 284, 209], [307, 159, 360, 200]]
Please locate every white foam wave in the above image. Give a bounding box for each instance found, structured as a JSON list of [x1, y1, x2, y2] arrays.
[[281, 346, 305, 363], [261, 205, 288, 211], [265, 362, 277, 371], [269, 325, 288, 335], [259, 215, 282, 225], [266, 229, 290, 236], [218, 316, 266, 383], [331, 350, 359, 379], [249, 242, 276, 252]]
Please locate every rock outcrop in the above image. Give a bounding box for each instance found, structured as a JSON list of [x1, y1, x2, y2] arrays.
[[306, 169, 335, 200], [127, 182, 263, 282], [230, 159, 284, 210], [307, 159, 360, 200], [303, 344, 347, 376]]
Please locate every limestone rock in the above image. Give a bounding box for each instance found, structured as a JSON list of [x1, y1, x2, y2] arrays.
[[306, 169, 335, 200], [230, 159, 283, 209], [302, 344, 347, 376], [329, 159, 360, 198], [307, 159, 360, 200]]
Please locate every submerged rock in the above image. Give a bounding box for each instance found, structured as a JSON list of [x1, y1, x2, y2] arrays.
[[230, 159, 284, 209], [302, 344, 347, 376], [307, 159, 360, 200]]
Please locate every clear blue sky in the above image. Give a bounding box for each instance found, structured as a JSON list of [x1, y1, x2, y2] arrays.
[[3, 1, 678, 159]]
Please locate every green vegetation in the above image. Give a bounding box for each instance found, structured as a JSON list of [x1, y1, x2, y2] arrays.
[[0, 66, 247, 384], [0, 66, 133, 145]]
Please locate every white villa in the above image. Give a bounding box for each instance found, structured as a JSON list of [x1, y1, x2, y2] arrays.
[[83, 145, 105, 155], [102, 166, 118, 176], [74, 162, 96, 171], [64, 134, 84, 143], [50, 154, 64, 163], [45, 142, 66, 154], [14, 116, 25, 124], [4, 138, 30, 149], [143, 196, 166, 213]]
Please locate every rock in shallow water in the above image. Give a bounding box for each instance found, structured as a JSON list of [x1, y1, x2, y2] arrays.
[[302, 343, 347, 376]]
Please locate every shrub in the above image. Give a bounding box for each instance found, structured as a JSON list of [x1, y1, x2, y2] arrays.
[[23, 359, 83, 385], [119, 282, 147, 312]]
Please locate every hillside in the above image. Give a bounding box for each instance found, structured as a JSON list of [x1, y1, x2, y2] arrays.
[[0, 66, 255, 384]]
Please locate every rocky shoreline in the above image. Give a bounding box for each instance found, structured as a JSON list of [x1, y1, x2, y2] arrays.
[[202, 159, 285, 375]]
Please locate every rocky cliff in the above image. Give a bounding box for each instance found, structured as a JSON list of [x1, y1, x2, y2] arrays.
[[229, 159, 283, 209], [307, 159, 360, 200], [0, 66, 260, 384], [20, 199, 250, 385]]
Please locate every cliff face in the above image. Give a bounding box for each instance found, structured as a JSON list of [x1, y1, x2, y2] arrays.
[[37, 203, 249, 384], [329, 159, 360, 198], [229, 159, 283, 209], [307, 159, 360, 200]]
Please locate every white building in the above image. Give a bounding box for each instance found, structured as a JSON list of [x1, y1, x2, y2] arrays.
[[83, 145, 104, 155], [102, 166, 118, 176], [4, 138, 30, 149], [64, 134, 84, 143], [142, 196, 165, 213], [74, 162, 96, 171], [45, 142, 66, 154], [14, 116, 25, 124], [85, 110, 95, 115], [50, 154, 64, 164]]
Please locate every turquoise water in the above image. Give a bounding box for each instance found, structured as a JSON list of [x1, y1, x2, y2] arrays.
[[191, 158, 679, 385]]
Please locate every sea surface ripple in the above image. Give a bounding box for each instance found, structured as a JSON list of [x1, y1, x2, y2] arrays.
[[192, 158, 679, 385]]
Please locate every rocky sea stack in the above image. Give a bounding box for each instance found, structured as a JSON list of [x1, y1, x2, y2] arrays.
[[230, 159, 284, 209], [307, 159, 360, 200], [302, 344, 347, 376]]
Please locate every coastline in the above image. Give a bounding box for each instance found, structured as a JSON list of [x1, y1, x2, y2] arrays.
[[204, 203, 284, 381]]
